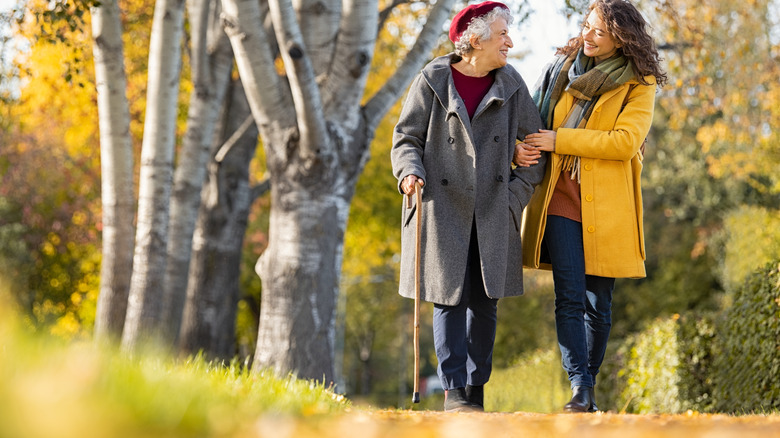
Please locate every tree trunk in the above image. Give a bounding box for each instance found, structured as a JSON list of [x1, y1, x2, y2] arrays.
[[161, 0, 234, 344], [253, 177, 351, 382], [178, 79, 264, 358], [91, 0, 135, 341], [121, 0, 186, 351], [221, 0, 455, 381]]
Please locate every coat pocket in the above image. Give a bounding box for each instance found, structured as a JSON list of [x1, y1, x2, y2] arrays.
[[508, 202, 523, 233], [507, 190, 524, 233], [402, 202, 417, 228]]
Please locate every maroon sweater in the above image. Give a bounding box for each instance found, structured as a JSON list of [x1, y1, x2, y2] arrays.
[[548, 170, 582, 222], [451, 66, 494, 119]]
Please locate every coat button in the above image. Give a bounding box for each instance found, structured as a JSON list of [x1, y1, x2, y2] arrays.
[[494, 136, 500, 142], [585, 194, 593, 202], [441, 179, 449, 186], [448, 137, 455, 144], [587, 225, 595, 233], [584, 163, 592, 171], [496, 175, 504, 182]]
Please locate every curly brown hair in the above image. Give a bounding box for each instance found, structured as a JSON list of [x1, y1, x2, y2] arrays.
[[557, 0, 667, 87]]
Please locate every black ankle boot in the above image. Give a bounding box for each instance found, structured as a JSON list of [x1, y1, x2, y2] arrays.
[[465, 384, 484, 411], [589, 391, 599, 412], [563, 386, 594, 413], [444, 387, 482, 412]]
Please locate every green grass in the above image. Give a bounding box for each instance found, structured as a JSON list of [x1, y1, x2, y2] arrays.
[[0, 310, 349, 438]]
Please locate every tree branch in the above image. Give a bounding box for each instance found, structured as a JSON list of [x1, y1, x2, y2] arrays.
[[377, 0, 412, 32], [321, 0, 378, 130], [215, 114, 256, 164], [658, 42, 693, 51], [187, 0, 210, 86], [250, 177, 271, 202], [220, 0, 294, 129], [297, 0, 341, 75], [363, 0, 456, 132], [268, 0, 329, 161]]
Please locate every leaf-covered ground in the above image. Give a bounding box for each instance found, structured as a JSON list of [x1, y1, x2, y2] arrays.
[[250, 410, 780, 438]]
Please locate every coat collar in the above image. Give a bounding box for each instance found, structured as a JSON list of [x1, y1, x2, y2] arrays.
[[592, 75, 647, 111], [421, 53, 524, 120]]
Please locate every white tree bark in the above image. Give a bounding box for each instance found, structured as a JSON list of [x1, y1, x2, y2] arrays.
[[222, 0, 456, 381], [91, 0, 135, 341], [90, 0, 457, 372], [267, 0, 328, 160], [161, 0, 234, 343], [220, 0, 294, 130], [322, 0, 378, 126], [121, 0, 186, 351], [295, 0, 341, 73]]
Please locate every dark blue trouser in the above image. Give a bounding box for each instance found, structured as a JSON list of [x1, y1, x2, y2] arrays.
[[434, 225, 498, 390], [544, 215, 615, 389]]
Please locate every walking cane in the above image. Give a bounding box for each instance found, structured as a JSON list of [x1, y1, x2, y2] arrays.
[[406, 180, 423, 404]]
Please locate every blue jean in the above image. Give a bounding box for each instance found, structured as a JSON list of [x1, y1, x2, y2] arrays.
[[434, 225, 498, 390], [544, 215, 615, 389]]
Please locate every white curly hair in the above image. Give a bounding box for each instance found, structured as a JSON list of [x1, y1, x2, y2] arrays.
[[453, 6, 514, 56]]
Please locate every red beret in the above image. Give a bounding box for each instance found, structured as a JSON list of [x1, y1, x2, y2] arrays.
[[448, 1, 510, 43]]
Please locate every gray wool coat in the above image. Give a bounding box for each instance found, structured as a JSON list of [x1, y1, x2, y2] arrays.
[[391, 53, 546, 306]]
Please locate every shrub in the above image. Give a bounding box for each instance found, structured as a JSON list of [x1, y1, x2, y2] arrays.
[[595, 339, 629, 412], [720, 207, 780, 293], [714, 261, 780, 413], [603, 261, 780, 414], [600, 313, 717, 414], [486, 349, 569, 413], [675, 313, 718, 412], [619, 318, 683, 413]]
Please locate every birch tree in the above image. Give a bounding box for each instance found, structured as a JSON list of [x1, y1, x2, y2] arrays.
[[121, 0, 186, 350], [220, 0, 456, 382], [88, 0, 461, 380], [91, 0, 135, 340], [179, 79, 268, 358], [160, 0, 235, 344]]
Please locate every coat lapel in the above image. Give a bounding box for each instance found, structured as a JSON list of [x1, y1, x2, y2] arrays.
[[473, 67, 520, 120], [592, 81, 631, 111]]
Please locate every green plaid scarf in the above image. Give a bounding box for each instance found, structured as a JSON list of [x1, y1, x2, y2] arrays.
[[532, 49, 635, 182]]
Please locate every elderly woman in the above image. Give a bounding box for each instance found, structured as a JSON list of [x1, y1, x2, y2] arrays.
[[516, 0, 667, 412], [391, 1, 545, 412]]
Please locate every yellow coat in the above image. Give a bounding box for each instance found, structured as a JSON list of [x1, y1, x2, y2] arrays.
[[521, 76, 656, 279]]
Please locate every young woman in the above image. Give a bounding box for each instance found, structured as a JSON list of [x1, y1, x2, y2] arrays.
[[515, 0, 667, 413]]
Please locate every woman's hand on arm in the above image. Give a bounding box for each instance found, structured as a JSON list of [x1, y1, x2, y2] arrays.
[[401, 175, 425, 195], [524, 129, 556, 152], [513, 141, 542, 167]]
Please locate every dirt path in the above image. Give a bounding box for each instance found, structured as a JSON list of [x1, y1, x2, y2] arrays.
[[251, 410, 780, 437]]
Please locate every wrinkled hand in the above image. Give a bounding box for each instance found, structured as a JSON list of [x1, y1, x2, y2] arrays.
[[524, 129, 557, 152], [513, 141, 542, 167], [401, 174, 424, 195]]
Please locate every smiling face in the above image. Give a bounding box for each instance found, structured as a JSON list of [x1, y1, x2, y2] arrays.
[[581, 11, 621, 64], [472, 17, 513, 71]]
